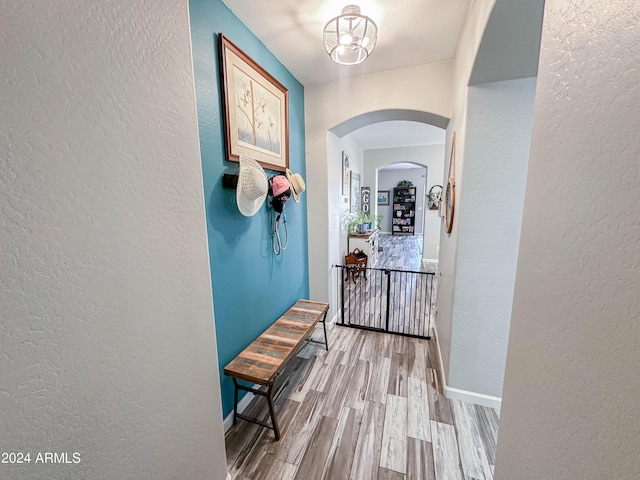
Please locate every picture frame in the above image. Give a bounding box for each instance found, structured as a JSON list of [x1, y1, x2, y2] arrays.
[[350, 172, 361, 211], [342, 152, 350, 197], [444, 132, 456, 233], [219, 34, 289, 172], [377, 190, 390, 206]]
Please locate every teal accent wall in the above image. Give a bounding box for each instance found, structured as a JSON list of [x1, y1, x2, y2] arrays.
[[189, 0, 309, 417]]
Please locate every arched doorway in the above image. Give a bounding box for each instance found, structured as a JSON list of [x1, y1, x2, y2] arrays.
[[330, 114, 446, 270], [323, 110, 448, 330], [304, 69, 452, 326]]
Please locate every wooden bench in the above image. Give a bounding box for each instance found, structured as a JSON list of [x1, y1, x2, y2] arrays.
[[223, 299, 329, 440]]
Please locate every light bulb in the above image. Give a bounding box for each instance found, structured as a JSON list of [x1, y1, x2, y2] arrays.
[[339, 33, 353, 45]]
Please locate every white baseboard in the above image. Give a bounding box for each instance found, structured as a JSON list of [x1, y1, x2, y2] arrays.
[[443, 385, 502, 409], [327, 312, 338, 329], [431, 325, 502, 410]]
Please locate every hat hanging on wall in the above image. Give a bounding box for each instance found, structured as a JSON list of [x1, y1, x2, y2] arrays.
[[236, 155, 268, 216], [269, 175, 291, 213], [285, 169, 306, 203]]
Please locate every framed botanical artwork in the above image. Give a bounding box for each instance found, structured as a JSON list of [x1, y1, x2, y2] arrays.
[[219, 34, 289, 172], [377, 190, 390, 206], [342, 152, 350, 196], [350, 172, 361, 211]]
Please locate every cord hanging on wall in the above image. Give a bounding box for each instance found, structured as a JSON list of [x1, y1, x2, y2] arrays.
[[269, 175, 291, 255]]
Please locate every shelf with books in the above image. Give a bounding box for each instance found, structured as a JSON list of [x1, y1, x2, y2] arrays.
[[392, 186, 416, 235]]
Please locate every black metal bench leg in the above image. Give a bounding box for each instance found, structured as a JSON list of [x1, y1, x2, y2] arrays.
[[322, 312, 329, 350], [266, 382, 280, 441], [232, 378, 239, 425]]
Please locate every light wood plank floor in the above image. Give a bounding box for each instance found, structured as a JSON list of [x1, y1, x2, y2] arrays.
[[225, 326, 499, 480], [376, 234, 437, 273], [341, 234, 437, 336]]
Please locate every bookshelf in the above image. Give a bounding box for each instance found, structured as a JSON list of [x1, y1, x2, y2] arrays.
[[392, 186, 416, 235]]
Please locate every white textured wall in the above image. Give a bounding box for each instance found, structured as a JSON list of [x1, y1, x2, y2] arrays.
[[448, 78, 536, 401], [495, 1, 640, 478], [436, 0, 496, 377], [0, 1, 227, 479], [364, 145, 445, 259], [306, 63, 453, 322], [328, 133, 364, 322]]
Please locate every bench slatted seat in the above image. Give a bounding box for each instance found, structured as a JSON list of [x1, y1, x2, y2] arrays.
[[224, 299, 329, 440]]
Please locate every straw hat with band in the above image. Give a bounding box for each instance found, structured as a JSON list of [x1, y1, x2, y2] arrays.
[[285, 168, 306, 203], [236, 155, 268, 217]]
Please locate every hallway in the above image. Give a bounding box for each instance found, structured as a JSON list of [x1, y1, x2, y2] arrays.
[[340, 233, 437, 338], [225, 326, 499, 479], [376, 234, 437, 273], [225, 236, 498, 479]]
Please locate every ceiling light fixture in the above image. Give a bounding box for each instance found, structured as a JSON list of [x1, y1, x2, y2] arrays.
[[323, 5, 378, 66]]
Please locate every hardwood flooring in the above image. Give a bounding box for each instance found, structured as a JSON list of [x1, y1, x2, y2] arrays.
[[376, 234, 437, 273], [225, 326, 499, 480]]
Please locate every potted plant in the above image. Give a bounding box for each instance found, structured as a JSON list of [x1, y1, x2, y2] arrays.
[[374, 214, 383, 230], [344, 210, 384, 234], [397, 180, 414, 187], [344, 210, 374, 234], [345, 209, 364, 234]]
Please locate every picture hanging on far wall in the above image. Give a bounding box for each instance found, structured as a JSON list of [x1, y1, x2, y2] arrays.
[[342, 152, 350, 196], [377, 190, 390, 206], [350, 172, 361, 211], [219, 34, 289, 172]]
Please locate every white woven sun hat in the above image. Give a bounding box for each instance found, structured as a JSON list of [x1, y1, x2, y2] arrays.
[[285, 168, 306, 203], [236, 155, 268, 216]]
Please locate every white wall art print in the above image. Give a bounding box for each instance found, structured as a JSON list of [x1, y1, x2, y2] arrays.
[[220, 34, 289, 172]]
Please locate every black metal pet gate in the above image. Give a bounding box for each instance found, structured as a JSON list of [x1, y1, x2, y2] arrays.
[[336, 265, 436, 339]]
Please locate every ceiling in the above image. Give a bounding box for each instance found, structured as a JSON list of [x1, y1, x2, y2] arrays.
[[349, 120, 445, 150], [221, 0, 473, 86]]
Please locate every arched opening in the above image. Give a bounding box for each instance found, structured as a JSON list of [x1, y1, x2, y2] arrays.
[[323, 110, 447, 325], [328, 112, 446, 270], [331, 109, 449, 137]]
